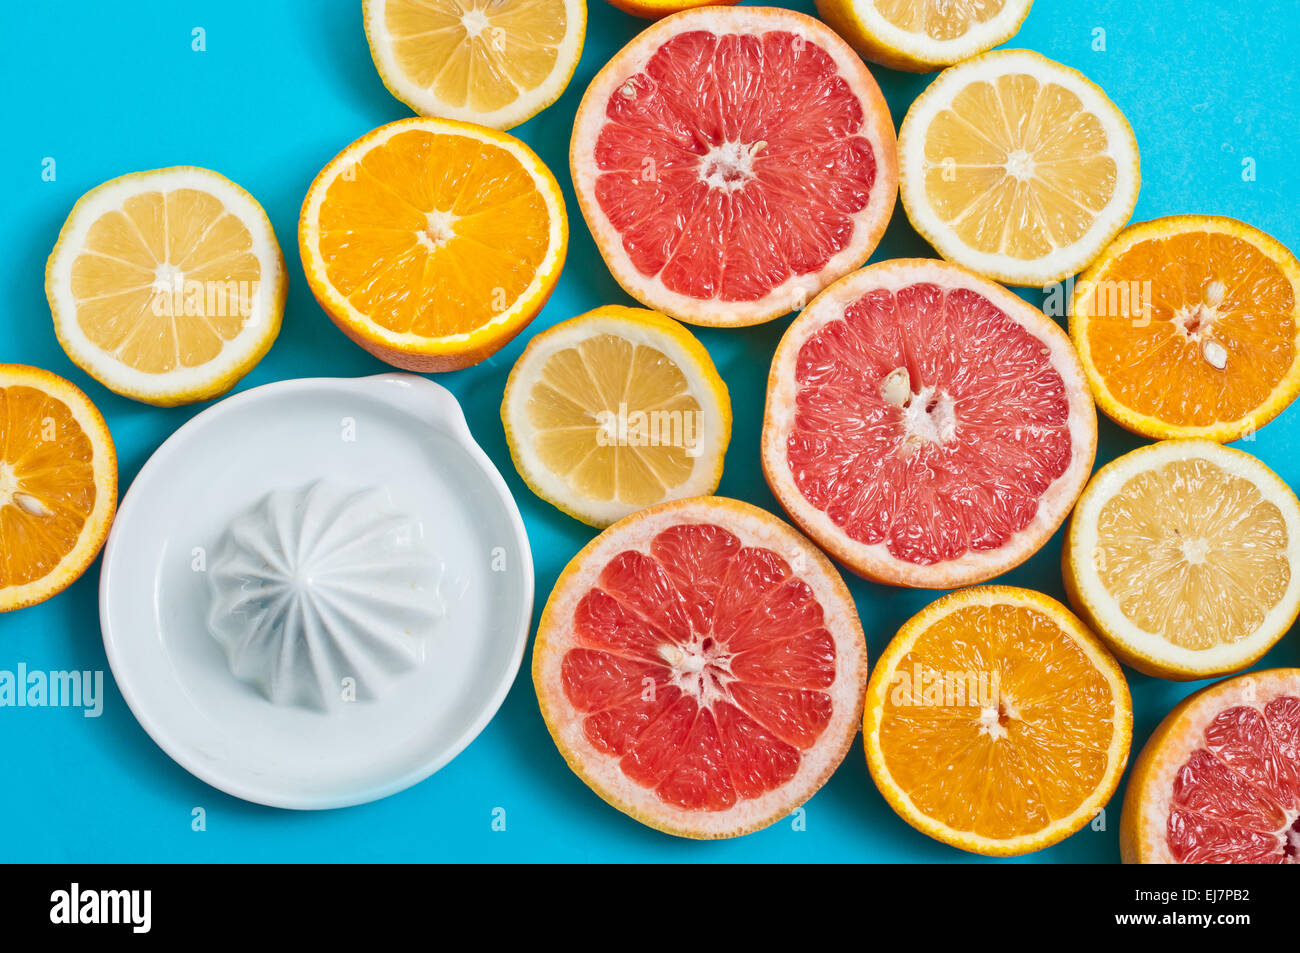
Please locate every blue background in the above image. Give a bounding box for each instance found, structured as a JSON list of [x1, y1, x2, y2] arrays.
[[1, 0, 1297, 862]]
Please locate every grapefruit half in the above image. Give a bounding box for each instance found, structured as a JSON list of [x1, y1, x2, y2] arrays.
[[1122, 669, 1300, 864], [533, 496, 869, 838], [569, 7, 898, 327], [763, 258, 1097, 588]]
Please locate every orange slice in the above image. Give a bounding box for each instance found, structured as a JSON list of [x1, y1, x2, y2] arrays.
[[0, 365, 117, 612], [1071, 215, 1300, 442], [602, 0, 738, 19], [299, 117, 567, 372], [864, 586, 1132, 855]]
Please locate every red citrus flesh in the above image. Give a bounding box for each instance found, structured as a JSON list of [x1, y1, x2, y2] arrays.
[[565, 522, 836, 810], [763, 260, 1096, 588], [571, 8, 897, 327], [1167, 696, 1300, 863]]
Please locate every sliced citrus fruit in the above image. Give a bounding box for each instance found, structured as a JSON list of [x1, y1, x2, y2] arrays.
[[299, 117, 567, 372], [815, 0, 1035, 73], [602, 0, 737, 20], [762, 258, 1096, 589], [45, 167, 286, 407], [898, 49, 1140, 287], [363, 0, 586, 131], [534, 495, 868, 838], [501, 305, 731, 527], [1064, 440, 1300, 681], [0, 365, 117, 613], [570, 6, 898, 327], [1122, 668, 1300, 864], [865, 586, 1132, 856], [1071, 215, 1300, 442]]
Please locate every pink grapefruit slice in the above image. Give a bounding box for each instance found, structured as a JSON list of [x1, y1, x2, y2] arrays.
[[1122, 668, 1300, 864], [533, 495, 868, 838], [569, 6, 898, 328], [763, 258, 1097, 588]]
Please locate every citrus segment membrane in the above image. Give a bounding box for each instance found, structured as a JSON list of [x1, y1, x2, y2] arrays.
[[566, 522, 835, 810], [1095, 458, 1290, 650], [877, 602, 1116, 841], [1167, 697, 1300, 863], [534, 497, 867, 838], [572, 7, 897, 326], [874, 0, 1010, 39], [764, 259, 1096, 588], [1071, 216, 1300, 441], [0, 386, 97, 587], [593, 29, 876, 303]]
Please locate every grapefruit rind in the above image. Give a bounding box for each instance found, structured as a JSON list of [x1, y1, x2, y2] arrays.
[[569, 6, 898, 328], [762, 258, 1097, 589], [0, 365, 118, 613], [1120, 668, 1300, 864], [898, 49, 1140, 287], [864, 586, 1133, 856], [501, 306, 732, 528], [298, 118, 568, 373], [1064, 440, 1300, 680], [532, 495, 869, 839], [814, 0, 1035, 73], [1070, 215, 1300, 443]]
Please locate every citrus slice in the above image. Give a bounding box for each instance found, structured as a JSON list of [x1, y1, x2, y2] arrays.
[[534, 495, 868, 838], [299, 117, 567, 372], [898, 49, 1140, 287], [569, 6, 898, 327], [815, 0, 1035, 73], [1071, 215, 1300, 442], [1064, 440, 1300, 681], [1122, 668, 1300, 864], [602, 0, 737, 20], [0, 365, 117, 613], [501, 305, 731, 527], [865, 586, 1132, 856], [45, 167, 286, 407], [762, 258, 1096, 588], [363, 0, 586, 131]]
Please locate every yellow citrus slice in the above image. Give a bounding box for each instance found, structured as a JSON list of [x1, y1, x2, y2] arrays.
[[45, 167, 286, 407], [299, 117, 567, 372], [864, 585, 1132, 856], [364, 0, 586, 131], [1071, 215, 1300, 442], [502, 305, 730, 527], [1064, 440, 1300, 681], [816, 0, 1035, 73], [0, 365, 117, 613], [602, 0, 737, 20], [898, 49, 1140, 287]]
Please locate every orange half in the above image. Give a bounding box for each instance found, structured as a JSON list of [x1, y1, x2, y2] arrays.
[[1071, 215, 1300, 441], [0, 365, 117, 612], [299, 117, 567, 372]]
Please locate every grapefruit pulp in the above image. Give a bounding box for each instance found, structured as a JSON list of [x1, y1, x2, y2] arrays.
[[533, 496, 869, 838], [763, 258, 1097, 588], [1122, 669, 1300, 864], [570, 6, 898, 327]]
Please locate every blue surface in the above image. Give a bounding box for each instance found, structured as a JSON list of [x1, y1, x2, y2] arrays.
[[1, 0, 1297, 863]]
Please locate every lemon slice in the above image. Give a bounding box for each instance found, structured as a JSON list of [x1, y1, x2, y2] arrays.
[[45, 167, 286, 407], [1064, 440, 1300, 680], [501, 306, 731, 527], [899, 49, 1140, 287], [816, 0, 1035, 72], [364, 0, 586, 131]]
